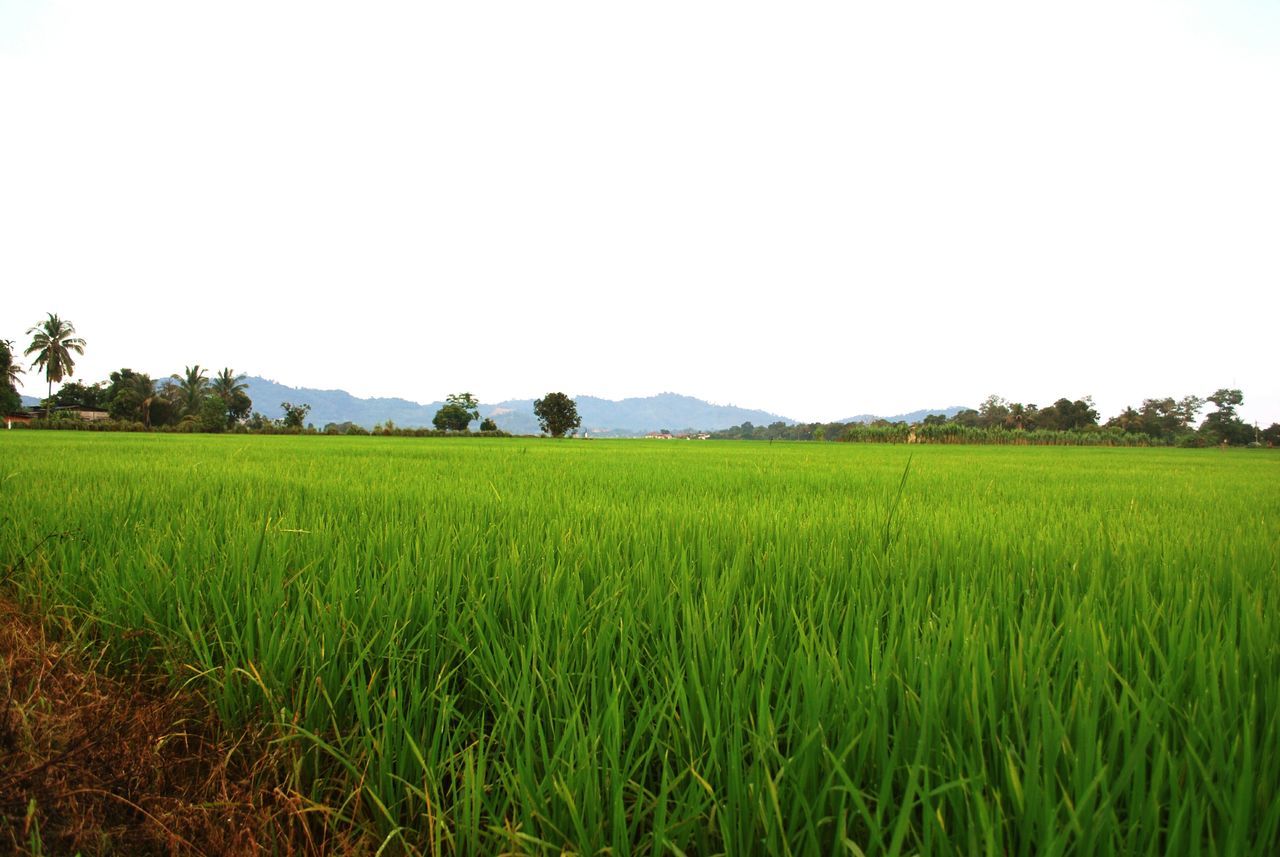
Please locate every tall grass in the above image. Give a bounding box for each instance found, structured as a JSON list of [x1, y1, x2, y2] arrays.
[[2, 434, 1277, 854]]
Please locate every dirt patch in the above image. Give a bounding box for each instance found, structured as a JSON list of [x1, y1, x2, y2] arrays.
[[0, 595, 355, 856]]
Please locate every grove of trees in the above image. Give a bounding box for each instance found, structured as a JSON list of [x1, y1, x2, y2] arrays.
[[4, 314, 1274, 445], [7, 315, 525, 436], [433, 392, 480, 431], [713, 391, 1276, 447]]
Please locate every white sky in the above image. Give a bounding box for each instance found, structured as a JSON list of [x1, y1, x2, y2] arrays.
[[2, 1, 1277, 424]]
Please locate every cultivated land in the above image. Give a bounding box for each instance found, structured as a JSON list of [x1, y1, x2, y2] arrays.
[[1, 434, 1277, 855]]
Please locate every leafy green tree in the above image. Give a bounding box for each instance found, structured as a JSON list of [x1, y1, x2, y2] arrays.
[[0, 385, 19, 415], [197, 396, 229, 432], [25, 313, 86, 400], [1036, 397, 1099, 431], [0, 339, 21, 387], [977, 395, 1009, 429], [433, 392, 480, 431], [105, 369, 164, 426], [1262, 423, 1280, 447], [1202, 388, 1249, 445], [1005, 402, 1033, 431], [211, 368, 252, 427], [51, 381, 106, 409], [1105, 396, 1197, 441], [1176, 395, 1204, 430], [280, 401, 311, 429], [0, 339, 23, 414], [171, 365, 209, 417], [765, 421, 789, 440], [1207, 388, 1243, 417], [324, 421, 369, 436], [1137, 398, 1181, 440], [149, 382, 181, 427], [534, 392, 581, 437], [1107, 406, 1143, 434], [480, 417, 498, 432]]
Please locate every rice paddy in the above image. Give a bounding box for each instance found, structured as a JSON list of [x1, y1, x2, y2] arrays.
[[2, 433, 1277, 854]]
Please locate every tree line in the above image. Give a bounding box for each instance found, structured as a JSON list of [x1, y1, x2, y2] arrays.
[[713, 392, 1277, 447], [4, 314, 583, 437], [428, 391, 580, 437], [4, 315, 1269, 445]]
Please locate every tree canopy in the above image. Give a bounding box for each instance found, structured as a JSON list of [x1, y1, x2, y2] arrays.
[[534, 392, 581, 438], [0, 339, 23, 415], [433, 392, 480, 432], [1201, 389, 1251, 445], [212, 368, 253, 427], [25, 313, 85, 400], [170, 365, 210, 417], [280, 401, 311, 429]]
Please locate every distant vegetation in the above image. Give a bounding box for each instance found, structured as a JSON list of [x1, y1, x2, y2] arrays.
[[432, 392, 480, 432], [3, 315, 1276, 444], [3, 315, 522, 437], [715, 393, 1277, 447]]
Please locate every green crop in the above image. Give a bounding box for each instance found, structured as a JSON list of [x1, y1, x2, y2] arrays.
[[2, 434, 1277, 854]]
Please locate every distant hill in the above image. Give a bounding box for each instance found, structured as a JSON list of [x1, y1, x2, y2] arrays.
[[20, 378, 965, 434], [242, 377, 789, 435], [840, 406, 969, 424]]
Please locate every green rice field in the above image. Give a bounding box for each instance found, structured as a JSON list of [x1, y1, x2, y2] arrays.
[[2, 433, 1278, 855]]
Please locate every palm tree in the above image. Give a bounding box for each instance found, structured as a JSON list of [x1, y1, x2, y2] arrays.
[[1006, 402, 1030, 431], [132, 373, 158, 429], [1, 340, 24, 415], [211, 368, 248, 425], [211, 368, 247, 401], [25, 314, 86, 401], [1, 339, 23, 388], [171, 365, 209, 416]]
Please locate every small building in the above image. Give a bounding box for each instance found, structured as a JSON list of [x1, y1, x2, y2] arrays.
[[4, 413, 33, 429], [29, 405, 111, 422]]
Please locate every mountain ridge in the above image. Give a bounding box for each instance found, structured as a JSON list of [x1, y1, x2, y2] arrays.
[[839, 406, 969, 424], [19, 380, 969, 435], [242, 377, 791, 435]]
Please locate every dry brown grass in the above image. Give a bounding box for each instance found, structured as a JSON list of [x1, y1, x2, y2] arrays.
[[0, 595, 369, 856]]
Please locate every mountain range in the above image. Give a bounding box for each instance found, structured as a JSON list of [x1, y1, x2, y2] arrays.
[[20, 380, 970, 435], [242, 377, 790, 436], [840, 407, 969, 424]]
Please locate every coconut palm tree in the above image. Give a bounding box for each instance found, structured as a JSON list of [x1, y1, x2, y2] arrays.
[[1006, 402, 1031, 431], [211, 368, 250, 426], [1, 339, 23, 388], [25, 314, 86, 401], [132, 373, 158, 428], [170, 365, 209, 416], [1, 340, 24, 415], [211, 368, 247, 401]]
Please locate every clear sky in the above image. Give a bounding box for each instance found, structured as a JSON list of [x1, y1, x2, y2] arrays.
[[2, 1, 1277, 425]]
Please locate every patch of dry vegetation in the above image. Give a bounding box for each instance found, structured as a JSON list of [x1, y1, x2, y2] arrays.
[[0, 595, 363, 856]]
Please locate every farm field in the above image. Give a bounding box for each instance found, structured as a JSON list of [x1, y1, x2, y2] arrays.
[[1, 433, 1278, 855]]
